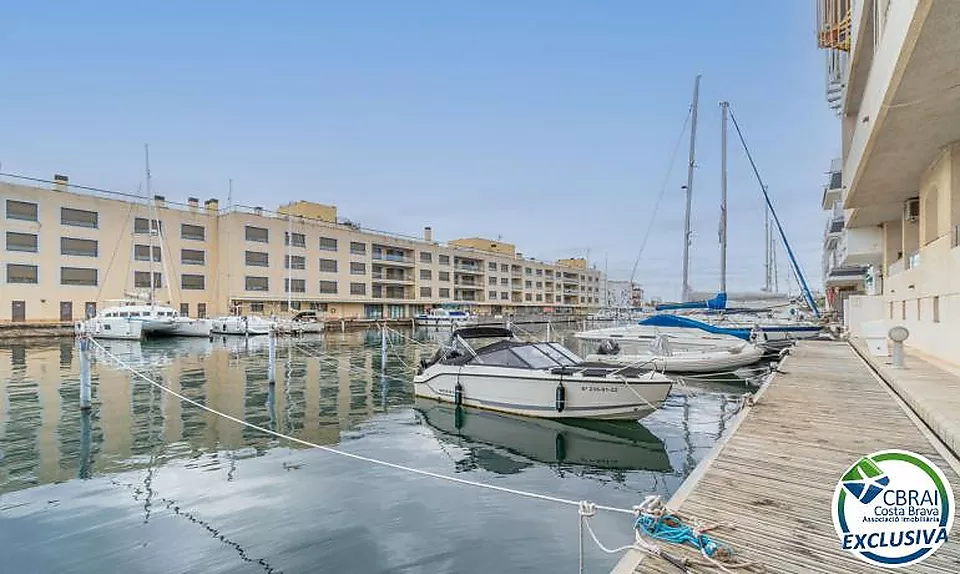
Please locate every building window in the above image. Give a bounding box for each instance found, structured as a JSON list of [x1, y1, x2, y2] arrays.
[[439, 288, 450, 298], [319, 237, 338, 251], [318, 258, 338, 273], [350, 241, 366, 255], [61, 267, 97, 286], [319, 280, 338, 294], [244, 225, 269, 243], [285, 231, 306, 247], [420, 251, 433, 263], [285, 255, 306, 270], [438, 271, 450, 282], [536, 282, 543, 288], [489, 276, 497, 285], [525, 267, 532, 275], [285, 278, 306, 293], [181, 223, 205, 241], [134, 244, 162, 262], [500, 264, 508, 272], [181, 274, 205, 290], [251, 302, 265, 313], [5, 199, 38, 221], [134, 271, 162, 288], [181, 249, 206, 265], [420, 269, 432, 280], [525, 293, 532, 301], [245, 251, 269, 267], [61, 207, 98, 228], [500, 292, 509, 300], [197, 302, 207, 318], [488, 290, 497, 299], [421, 286, 432, 298], [245, 276, 269, 291], [901, 301, 906, 321], [439, 254, 450, 265], [536, 294, 543, 302], [933, 296, 940, 323], [350, 282, 366, 295], [487, 262, 497, 271], [350, 262, 366, 275], [134, 217, 162, 234], [180, 303, 189, 316], [525, 280, 532, 288], [6, 231, 38, 252], [7, 264, 38, 284], [536, 269, 543, 276], [61, 237, 98, 257], [500, 277, 508, 286]]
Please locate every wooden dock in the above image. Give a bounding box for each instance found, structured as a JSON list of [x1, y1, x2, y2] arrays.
[[613, 341, 960, 573]]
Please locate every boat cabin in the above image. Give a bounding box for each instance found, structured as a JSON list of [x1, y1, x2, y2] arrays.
[[427, 326, 583, 370]]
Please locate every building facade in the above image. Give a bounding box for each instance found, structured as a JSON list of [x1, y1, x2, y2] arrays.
[[815, 0, 960, 363], [1, 177, 604, 322]]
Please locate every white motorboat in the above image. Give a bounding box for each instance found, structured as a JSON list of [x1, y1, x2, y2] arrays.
[[414, 308, 476, 328], [210, 315, 274, 336], [414, 326, 673, 420], [576, 324, 746, 350], [168, 316, 214, 337], [584, 333, 764, 373], [276, 310, 325, 334]]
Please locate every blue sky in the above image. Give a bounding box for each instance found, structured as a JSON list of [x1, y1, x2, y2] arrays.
[[1, 1, 838, 301]]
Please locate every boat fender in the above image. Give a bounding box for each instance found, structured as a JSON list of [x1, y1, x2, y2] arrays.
[[555, 382, 566, 412], [454, 405, 464, 430], [454, 381, 463, 407]]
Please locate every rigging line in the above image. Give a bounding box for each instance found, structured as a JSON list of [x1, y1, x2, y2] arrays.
[[95, 188, 140, 303], [727, 107, 820, 317], [629, 106, 693, 286], [88, 336, 637, 516]]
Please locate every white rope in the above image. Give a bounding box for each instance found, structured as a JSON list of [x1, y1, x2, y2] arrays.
[[88, 336, 637, 516], [290, 340, 411, 386]]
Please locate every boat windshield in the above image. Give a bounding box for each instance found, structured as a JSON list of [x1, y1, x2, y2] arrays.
[[469, 342, 582, 369]]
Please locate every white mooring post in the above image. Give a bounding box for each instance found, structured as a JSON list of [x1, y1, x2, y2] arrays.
[[546, 320, 552, 342], [79, 334, 91, 410], [381, 324, 388, 373], [268, 327, 277, 383]]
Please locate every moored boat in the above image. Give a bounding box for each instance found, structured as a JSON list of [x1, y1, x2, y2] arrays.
[[584, 333, 764, 373], [414, 326, 672, 420], [414, 308, 476, 328], [210, 315, 274, 336]]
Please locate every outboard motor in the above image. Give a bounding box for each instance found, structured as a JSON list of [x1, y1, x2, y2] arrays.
[[597, 339, 621, 355]]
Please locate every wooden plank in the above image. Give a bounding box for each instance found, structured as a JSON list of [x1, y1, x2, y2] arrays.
[[615, 341, 960, 574]]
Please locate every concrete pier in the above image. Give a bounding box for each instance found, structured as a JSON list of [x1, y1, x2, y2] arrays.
[[613, 341, 960, 573]]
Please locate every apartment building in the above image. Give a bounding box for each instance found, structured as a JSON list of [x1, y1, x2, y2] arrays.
[[1, 177, 604, 322], [816, 0, 960, 363]]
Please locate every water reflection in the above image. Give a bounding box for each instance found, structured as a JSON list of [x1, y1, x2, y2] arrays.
[[416, 399, 671, 475]]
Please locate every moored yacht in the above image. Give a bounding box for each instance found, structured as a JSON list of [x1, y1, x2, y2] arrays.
[[414, 326, 673, 420], [276, 310, 324, 334], [414, 308, 476, 328], [81, 302, 213, 339], [210, 315, 274, 336]]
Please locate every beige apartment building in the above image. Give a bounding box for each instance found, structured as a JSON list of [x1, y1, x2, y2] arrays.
[[816, 0, 960, 364], [1, 176, 604, 323]]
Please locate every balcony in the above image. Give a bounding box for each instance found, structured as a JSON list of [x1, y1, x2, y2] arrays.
[[844, 1, 960, 225], [454, 264, 484, 275], [372, 252, 414, 266], [454, 279, 480, 287], [372, 288, 414, 300], [837, 226, 883, 267], [821, 159, 843, 210], [371, 272, 414, 284]]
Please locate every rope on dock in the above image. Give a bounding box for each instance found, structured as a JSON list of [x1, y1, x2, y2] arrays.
[[88, 336, 642, 517]]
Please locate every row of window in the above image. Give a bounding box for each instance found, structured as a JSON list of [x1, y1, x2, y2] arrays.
[[888, 297, 942, 323], [5, 264, 207, 290], [4, 201, 210, 241]]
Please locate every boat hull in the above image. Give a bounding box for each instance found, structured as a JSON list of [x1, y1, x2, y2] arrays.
[[414, 366, 672, 420], [79, 318, 143, 340], [210, 317, 272, 336], [585, 343, 764, 373], [170, 318, 214, 337]]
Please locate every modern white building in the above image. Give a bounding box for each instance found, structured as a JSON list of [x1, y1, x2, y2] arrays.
[[816, 0, 960, 364]]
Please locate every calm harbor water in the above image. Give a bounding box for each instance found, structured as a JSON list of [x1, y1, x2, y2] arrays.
[[0, 327, 766, 573]]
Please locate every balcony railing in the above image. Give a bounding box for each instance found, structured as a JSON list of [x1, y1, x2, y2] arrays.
[[372, 253, 413, 265], [371, 273, 414, 283], [372, 292, 414, 300], [454, 264, 483, 274]]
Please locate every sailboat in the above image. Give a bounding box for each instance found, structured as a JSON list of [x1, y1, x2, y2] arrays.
[[81, 146, 213, 339]]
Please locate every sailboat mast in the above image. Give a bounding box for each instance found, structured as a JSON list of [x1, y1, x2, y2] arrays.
[[144, 144, 156, 307], [681, 74, 701, 303], [764, 207, 771, 291], [286, 213, 292, 312], [719, 101, 729, 294]]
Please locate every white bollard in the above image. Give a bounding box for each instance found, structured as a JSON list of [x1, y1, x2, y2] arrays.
[[268, 328, 277, 383], [79, 336, 91, 410], [340, 319, 345, 333], [889, 326, 909, 369], [546, 320, 551, 342]]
